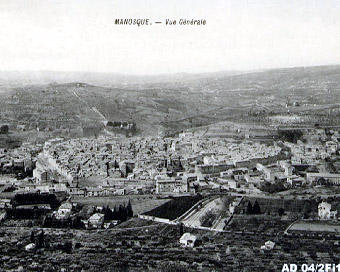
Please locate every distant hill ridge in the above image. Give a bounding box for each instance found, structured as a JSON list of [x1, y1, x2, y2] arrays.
[[0, 65, 339, 87]]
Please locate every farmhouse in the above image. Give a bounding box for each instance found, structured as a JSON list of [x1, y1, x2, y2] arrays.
[[318, 201, 337, 220], [88, 213, 105, 229], [56, 202, 72, 219], [261, 240, 275, 250], [179, 233, 197, 248]]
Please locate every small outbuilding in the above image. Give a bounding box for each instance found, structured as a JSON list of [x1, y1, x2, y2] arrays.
[[261, 240, 275, 250], [25, 243, 36, 251], [88, 213, 105, 229], [179, 232, 197, 248]]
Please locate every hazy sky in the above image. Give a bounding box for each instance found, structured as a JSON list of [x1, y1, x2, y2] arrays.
[[0, 0, 340, 74]]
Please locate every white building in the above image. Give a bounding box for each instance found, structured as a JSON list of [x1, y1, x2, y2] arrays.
[[155, 178, 187, 194], [261, 240, 275, 250], [56, 202, 72, 219], [179, 233, 197, 248], [307, 173, 340, 185], [318, 201, 337, 220], [88, 213, 105, 229]]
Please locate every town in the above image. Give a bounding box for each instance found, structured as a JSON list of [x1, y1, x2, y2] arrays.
[[1, 0, 340, 269], [2, 127, 340, 270]]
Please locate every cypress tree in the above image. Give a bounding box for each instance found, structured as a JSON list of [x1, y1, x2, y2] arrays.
[[246, 201, 253, 214], [127, 199, 133, 218], [253, 200, 261, 214], [30, 231, 35, 244], [37, 230, 45, 248]]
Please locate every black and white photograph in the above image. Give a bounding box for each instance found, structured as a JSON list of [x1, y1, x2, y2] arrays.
[[1, 0, 340, 271]]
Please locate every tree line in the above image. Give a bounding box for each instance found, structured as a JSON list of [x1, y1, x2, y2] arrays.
[[102, 200, 133, 222], [12, 193, 61, 209], [246, 200, 261, 214]]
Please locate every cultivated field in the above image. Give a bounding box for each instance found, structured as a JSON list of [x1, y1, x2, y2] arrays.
[[289, 221, 340, 233]]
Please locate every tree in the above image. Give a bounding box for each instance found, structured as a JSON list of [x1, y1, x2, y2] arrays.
[[113, 121, 121, 127], [278, 129, 303, 143], [200, 210, 216, 227], [301, 202, 310, 219], [64, 241, 72, 254], [278, 208, 285, 216], [127, 199, 133, 218], [223, 196, 232, 210], [114, 160, 119, 169], [72, 216, 85, 229], [37, 230, 45, 248], [253, 200, 261, 214], [3, 185, 16, 192], [118, 204, 128, 221], [30, 231, 35, 244], [179, 223, 184, 236], [246, 201, 253, 214], [0, 125, 9, 134]]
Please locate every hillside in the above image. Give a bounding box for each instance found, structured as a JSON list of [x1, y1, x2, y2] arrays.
[[1, 65, 340, 142]]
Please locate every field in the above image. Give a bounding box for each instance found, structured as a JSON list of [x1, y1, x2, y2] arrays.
[[3, 215, 340, 271], [144, 195, 203, 220], [277, 186, 340, 197], [289, 221, 340, 233], [225, 196, 321, 234], [71, 195, 171, 215], [234, 196, 318, 217], [226, 214, 290, 235]]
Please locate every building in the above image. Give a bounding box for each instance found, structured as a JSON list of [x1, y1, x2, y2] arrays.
[[33, 169, 52, 183], [85, 187, 103, 197], [155, 178, 187, 194], [287, 176, 304, 187], [261, 240, 275, 250], [318, 201, 337, 220], [179, 233, 197, 247], [67, 186, 86, 196], [306, 173, 340, 185], [56, 202, 72, 219], [88, 213, 105, 228], [326, 141, 337, 154]]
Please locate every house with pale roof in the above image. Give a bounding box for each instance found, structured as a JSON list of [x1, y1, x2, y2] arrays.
[[179, 233, 197, 248], [56, 202, 72, 219], [318, 201, 337, 220], [88, 213, 105, 229]]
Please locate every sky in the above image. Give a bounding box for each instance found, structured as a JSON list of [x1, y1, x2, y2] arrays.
[[0, 0, 340, 75]]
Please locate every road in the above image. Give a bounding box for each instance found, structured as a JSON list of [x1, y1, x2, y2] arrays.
[[70, 88, 107, 124], [70, 88, 120, 137]]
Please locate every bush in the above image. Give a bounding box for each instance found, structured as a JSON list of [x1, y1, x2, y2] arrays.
[[260, 181, 286, 194], [200, 210, 217, 227], [278, 129, 303, 143], [252, 200, 261, 214], [75, 242, 82, 248], [12, 193, 61, 209], [278, 208, 285, 216], [64, 241, 72, 254], [0, 125, 9, 134]]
